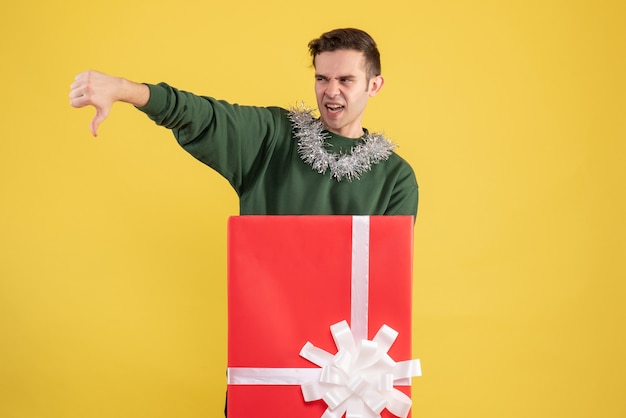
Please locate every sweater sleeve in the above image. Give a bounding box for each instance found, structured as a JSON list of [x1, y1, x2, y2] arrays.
[[384, 162, 419, 220], [136, 83, 287, 195]]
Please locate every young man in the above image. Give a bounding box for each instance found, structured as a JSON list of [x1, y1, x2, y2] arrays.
[[70, 28, 418, 218], [71, 28, 419, 415]]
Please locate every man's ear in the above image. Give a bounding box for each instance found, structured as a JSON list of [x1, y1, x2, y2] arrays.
[[368, 75, 385, 96]]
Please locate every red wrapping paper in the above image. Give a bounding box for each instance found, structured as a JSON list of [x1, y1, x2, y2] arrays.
[[227, 216, 415, 417]]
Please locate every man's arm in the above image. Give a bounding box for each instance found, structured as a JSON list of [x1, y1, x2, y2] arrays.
[[69, 70, 150, 137], [385, 163, 419, 220]]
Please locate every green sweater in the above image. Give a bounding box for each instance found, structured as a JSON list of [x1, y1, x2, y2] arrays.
[[138, 83, 418, 219]]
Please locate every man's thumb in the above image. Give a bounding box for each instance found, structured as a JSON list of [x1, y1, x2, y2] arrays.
[[90, 108, 108, 137]]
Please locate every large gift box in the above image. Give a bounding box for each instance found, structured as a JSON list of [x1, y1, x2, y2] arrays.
[[227, 216, 421, 417]]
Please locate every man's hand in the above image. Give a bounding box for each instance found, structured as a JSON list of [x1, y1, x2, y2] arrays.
[[69, 70, 149, 137]]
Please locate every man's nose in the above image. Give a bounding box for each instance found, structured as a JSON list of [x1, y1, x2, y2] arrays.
[[325, 79, 340, 98]]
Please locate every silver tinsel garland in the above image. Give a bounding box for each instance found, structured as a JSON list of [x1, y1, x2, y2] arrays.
[[288, 106, 396, 182]]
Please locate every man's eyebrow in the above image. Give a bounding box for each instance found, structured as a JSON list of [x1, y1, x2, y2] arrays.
[[314, 74, 357, 80]]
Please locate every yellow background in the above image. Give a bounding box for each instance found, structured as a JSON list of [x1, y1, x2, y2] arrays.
[[1, 0, 624, 417]]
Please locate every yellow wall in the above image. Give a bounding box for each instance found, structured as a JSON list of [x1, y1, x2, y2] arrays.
[[1, 0, 624, 417]]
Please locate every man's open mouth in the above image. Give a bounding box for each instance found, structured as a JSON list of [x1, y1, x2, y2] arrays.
[[325, 104, 344, 113]]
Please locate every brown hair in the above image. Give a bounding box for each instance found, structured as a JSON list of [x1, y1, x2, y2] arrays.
[[308, 28, 382, 80]]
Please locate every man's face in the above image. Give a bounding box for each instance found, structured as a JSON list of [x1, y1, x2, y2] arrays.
[[314, 49, 384, 138]]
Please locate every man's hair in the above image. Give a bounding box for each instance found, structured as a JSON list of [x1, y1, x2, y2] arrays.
[[308, 28, 381, 80]]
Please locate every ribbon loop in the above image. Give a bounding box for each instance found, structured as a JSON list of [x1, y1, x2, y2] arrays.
[[385, 389, 413, 418], [331, 320, 357, 353], [323, 386, 353, 409], [373, 324, 399, 352], [301, 341, 335, 367], [394, 359, 422, 380]]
